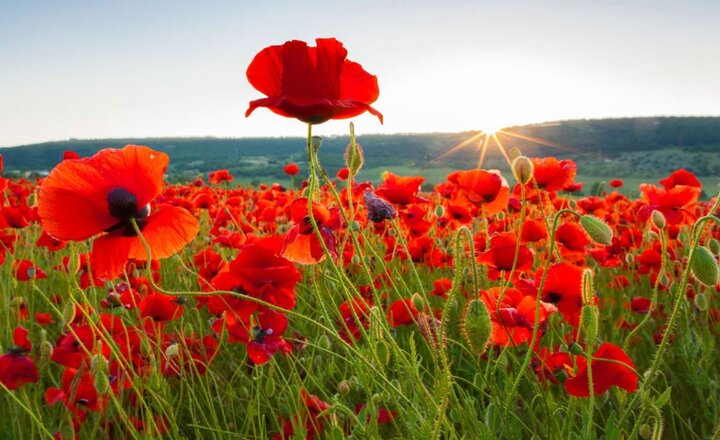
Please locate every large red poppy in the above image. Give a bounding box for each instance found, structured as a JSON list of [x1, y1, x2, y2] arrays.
[[246, 38, 383, 124], [38, 145, 199, 280]]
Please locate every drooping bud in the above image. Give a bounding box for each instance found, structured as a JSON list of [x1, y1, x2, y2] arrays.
[[580, 215, 613, 245], [62, 302, 76, 326], [40, 340, 54, 360], [651, 210, 666, 230], [264, 376, 276, 397], [344, 123, 365, 178], [708, 238, 720, 256], [511, 155, 534, 185], [568, 342, 584, 355], [435, 204, 445, 218], [165, 343, 180, 359], [694, 293, 708, 311], [363, 190, 397, 223], [691, 246, 719, 287], [461, 299, 492, 355], [337, 380, 351, 394]]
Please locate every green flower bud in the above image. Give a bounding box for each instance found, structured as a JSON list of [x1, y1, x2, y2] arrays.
[[461, 299, 492, 355], [580, 215, 613, 245], [691, 246, 719, 286]]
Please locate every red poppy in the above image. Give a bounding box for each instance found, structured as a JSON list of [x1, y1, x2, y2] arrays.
[[659, 169, 701, 190], [564, 343, 638, 397], [212, 236, 301, 312], [447, 169, 509, 215], [531, 157, 577, 192], [537, 262, 585, 326], [38, 145, 199, 280], [284, 163, 300, 176], [639, 183, 700, 225], [478, 233, 534, 280], [283, 198, 338, 264], [387, 298, 420, 327], [246, 38, 382, 124], [479, 287, 556, 347], [246, 310, 293, 365], [45, 367, 105, 425], [139, 294, 184, 322], [14, 259, 47, 281], [375, 172, 427, 206], [0, 326, 39, 390], [609, 179, 624, 188]]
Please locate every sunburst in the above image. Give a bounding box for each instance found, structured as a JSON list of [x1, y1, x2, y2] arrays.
[[432, 123, 577, 169]]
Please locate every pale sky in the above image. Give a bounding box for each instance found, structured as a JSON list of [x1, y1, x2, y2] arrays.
[[1, 0, 719, 147]]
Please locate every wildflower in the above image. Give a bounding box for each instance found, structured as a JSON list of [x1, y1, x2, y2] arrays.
[[38, 145, 199, 280], [246, 38, 382, 124], [0, 327, 39, 390]]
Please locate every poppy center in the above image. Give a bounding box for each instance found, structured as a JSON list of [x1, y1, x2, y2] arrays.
[[544, 291, 563, 303], [107, 188, 149, 221]]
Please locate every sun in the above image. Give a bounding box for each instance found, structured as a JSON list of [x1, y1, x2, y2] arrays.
[[479, 123, 503, 136]]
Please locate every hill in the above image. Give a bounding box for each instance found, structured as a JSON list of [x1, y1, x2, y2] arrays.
[[1, 117, 719, 189]]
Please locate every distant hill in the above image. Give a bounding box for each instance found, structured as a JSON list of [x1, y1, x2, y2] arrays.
[[1, 117, 719, 186]]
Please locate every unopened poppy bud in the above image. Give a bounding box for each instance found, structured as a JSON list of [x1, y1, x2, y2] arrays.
[[509, 147, 522, 160], [691, 246, 719, 287], [350, 221, 361, 231], [106, 292, 122, 307], [62, 302, 75, 326], [553, 368, 569, 384], [351, 255, 360, 265], [435, 204, 445, 218], [264, 377, 276, 397], [639, 424, 652, 440], [646, 231, 659, 241], [694, 293, 708, 311], [511, 155, 534, 185], [496, 211, 505, 220], [40, 340, 54, 360], [375, 340, 391, 366], [580, 305, 598, 343], [411, 293, 425, 313], [363, 190, 397, 223], [708, 238, 720, 256], [580, 215, 613, 245], [568, 342, 584, 355], [625, 253, 635, 265], [319, 335, 332, 351], [311, 135, 323, 152], [461, 299, 491, 355], [344, 126, 365, 177], [581, 269, 595, 306], [651, 210, 666, 230], [568, 199, 577, 209], [417, 313, 446, 350], [337, 380, 351, 394], [165, 343, 180, 359]]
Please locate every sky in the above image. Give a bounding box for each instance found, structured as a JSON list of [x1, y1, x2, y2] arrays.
[[1, 0, 719, 147]]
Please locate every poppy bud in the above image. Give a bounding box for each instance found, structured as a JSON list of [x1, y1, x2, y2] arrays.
[[344, 124, 365, 178], [337, 380, 351, 394], [553, 368, 569, 384], [350, 221, 361, 231], [708, 238, 720, 256], [363, 190, 397, 223], [318, 335, 332, 351], [435, 204, 445, 218], [694, 293, 708, 311], [375, 340, 391, 366], [691, 246, 719, 287], [580, 215, 613, 246], [625, 253, 635, 265], [351, 255, 361, 265], [264, 377, 276, 397], [461, 299, 491, 355], [568, 342, 584, 355], [639, 424, 652, 440], [165, 343, 180, 359], [311, 135, 323, 152], [509, 147, 522, 160], [417, 313, 446, 350], [580, 305, 598, 344], [511, 155, 534, 185], [62, 302, 75, 326], [411, 293, 425, 313], [651, 210, 666, 230], [496, 211, 505, 220], [581, 269, 595, 307], [40, 340, 54, 360]]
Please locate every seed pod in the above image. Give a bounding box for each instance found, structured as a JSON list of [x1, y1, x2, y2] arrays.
[[580, 215, 613, 245], [311, 135, 323, 152], [461, 299, 491, 355], [344, 140, 365, 178], [691, 246, 719, 286]]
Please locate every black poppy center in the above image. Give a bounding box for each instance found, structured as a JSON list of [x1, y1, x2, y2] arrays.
[[544, 291, 563, 303], [107, 188, 146, 221]]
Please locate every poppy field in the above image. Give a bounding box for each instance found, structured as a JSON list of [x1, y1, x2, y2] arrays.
[[2, 38, 720, 440]]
